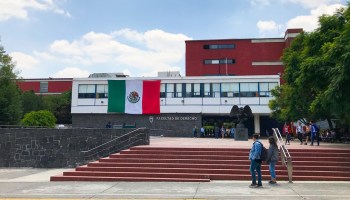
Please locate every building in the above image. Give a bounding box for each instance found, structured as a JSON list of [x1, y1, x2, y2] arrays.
[[185, 29, 302, 77], [71, 75, 280, 137], [18, 29, 303, 136], [16, 78, 73, 95]]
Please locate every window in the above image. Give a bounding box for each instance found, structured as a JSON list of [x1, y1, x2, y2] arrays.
[[166, 83, 174, 98], [212, 83, 220, 97], [203, 44, 235, 49], [204, 83, 211, 97], [185, 83, 192, 97], [259, 82, 278, 97], [221, 83, 239, 97], [78, 84, 96, 98], [175, 83, 182, 97], [240, 83, 258, 97], [96, 85, 108, 98], [40, 82, 48, 93], [193, 83, 201, 97], [160, 83, 166, 98], [204, 59, 235, 64]]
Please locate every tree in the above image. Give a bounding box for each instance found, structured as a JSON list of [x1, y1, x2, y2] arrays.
[[21, 90, 44, 115], [0, 43, 22, 125], [269, 4, 350, 127], [21, 110, 56, 128], [43, 90, 72, 124]]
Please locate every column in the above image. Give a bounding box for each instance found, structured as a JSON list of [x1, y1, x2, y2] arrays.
[[254, 114, 260, 134]]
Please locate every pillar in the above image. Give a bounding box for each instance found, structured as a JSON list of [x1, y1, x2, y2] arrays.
[[254, 114, 260, 134]]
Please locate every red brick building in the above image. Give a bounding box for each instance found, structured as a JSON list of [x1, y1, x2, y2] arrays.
[[185, 29, 302, 77], [16, 78, 72, 95]]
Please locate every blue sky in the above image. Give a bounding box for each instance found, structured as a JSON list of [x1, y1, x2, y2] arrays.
[[0, 0, 347, 78]]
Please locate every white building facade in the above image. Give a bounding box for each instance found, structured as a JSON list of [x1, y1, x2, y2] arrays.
[[71, 75, 280, 137]]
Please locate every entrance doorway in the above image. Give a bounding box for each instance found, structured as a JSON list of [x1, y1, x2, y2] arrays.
[[202, 115, 254, 137]]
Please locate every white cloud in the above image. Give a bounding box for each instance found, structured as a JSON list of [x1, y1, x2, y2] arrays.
[[0, 0, 70, 22], [286, 3, 346, 32], [257, 20, 280, 32], [256, 20, 284, 36], [112, 28, 145, 43], [33, 28, 191, 78], [53, 67, 90, 78], [10, 51, 40, 70]]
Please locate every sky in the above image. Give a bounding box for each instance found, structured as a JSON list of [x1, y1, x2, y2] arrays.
[[0, 0, 348, 78]]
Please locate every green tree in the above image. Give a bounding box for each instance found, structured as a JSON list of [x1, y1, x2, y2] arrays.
[[43, 90, 71, 124], [0, 43, 22, 125], [21, 110, 56, 128], [21, 90, 44, 115], [270, 4, 350, 127]]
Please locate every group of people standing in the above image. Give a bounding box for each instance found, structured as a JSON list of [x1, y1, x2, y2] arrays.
[[249, 134, 279, 188], [283, 121, 320, 146], [193, 125, 235, 139]]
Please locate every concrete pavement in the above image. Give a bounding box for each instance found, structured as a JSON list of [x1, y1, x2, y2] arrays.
[[1, 136, 350, 199], [1, 168, 350, 199]]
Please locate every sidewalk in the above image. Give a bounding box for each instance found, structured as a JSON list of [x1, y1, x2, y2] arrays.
[[0, 137, 350, 199]]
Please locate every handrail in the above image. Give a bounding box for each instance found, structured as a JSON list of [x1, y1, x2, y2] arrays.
[[81, 127, 149, 162], [272, 128, 293, 183]]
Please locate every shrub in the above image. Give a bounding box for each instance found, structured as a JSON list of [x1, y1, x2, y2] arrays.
[[21, 110, 56, 128]]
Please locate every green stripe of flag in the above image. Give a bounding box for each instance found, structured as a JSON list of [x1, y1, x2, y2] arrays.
[[108, 80, 125, 113]]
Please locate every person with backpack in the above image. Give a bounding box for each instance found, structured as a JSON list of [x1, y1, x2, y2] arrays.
[[249, 134, 263, 188], [266, 137, 279, 184]]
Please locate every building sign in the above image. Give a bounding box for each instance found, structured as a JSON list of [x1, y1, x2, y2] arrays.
[[155, 116, 198, 121]]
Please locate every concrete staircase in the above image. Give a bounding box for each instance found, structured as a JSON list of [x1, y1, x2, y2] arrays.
[[50, 146, 350, 182]]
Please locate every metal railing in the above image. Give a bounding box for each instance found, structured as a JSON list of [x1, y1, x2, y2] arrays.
[[81, 127, 149, 163], [272, 128, 293, 183]]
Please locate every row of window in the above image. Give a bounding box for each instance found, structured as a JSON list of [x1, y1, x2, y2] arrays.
[[203, 44, 235, 49], [77, 82, 278, 99], [161, 82, 278, 98], [78, 84, 108, 98], [204, 59, 235, 65]]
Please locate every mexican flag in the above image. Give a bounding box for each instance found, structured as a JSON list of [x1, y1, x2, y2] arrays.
[[108, 80, 161, 114]]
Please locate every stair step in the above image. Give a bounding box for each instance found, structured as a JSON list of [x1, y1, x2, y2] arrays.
[[50, 175, 210, 182], [120, 150, 249, 156], [63, 171, 210, 179], [74, 167, 350, 177], [51, 146, 350, 182]]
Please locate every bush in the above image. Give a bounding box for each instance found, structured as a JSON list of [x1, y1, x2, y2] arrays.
[[21, 110, 56, 128]]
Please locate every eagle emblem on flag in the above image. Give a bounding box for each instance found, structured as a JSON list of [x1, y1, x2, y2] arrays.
[[127, 91, 140, 103]]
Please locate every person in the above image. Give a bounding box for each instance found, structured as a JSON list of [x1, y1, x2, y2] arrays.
[[304, 122, 311, 145], [105, 121, 112, 128], [220, 126, 225, 139], [230, 127, 235, 139], [283, 122, 291, 145], [266, 137, 279, 184], [214, 125, 220, 139], [296, 122, 304, 145], [310, 121, 320, 146], [200, 126, 205, 137], [249, 134, 262, 188], [193, 126, 198, 138]]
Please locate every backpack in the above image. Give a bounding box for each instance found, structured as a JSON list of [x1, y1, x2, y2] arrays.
[[257, 141, 267, 162]]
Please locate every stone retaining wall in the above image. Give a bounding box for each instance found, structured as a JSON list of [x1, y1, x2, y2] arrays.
[[0, 128, 149, 168]]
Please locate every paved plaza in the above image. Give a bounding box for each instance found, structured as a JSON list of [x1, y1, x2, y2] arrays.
[[1, 136, 350, 200]]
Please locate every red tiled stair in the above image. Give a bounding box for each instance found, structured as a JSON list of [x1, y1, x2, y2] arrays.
[[50, 146, 350, 182]]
